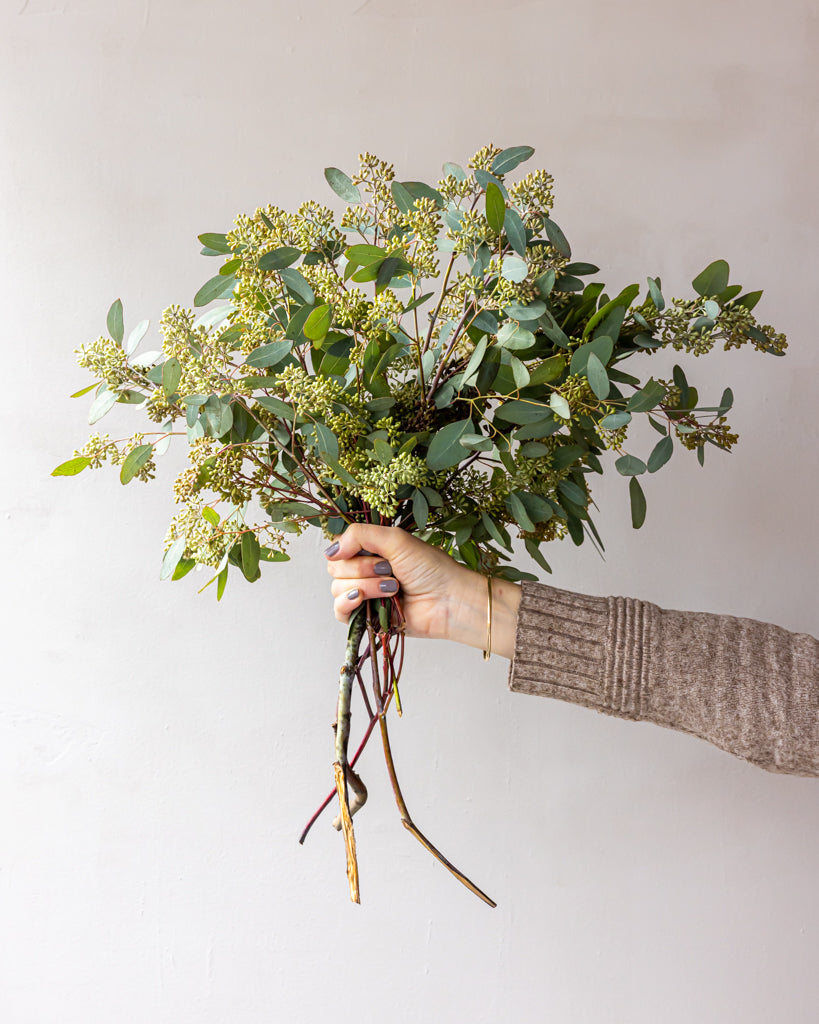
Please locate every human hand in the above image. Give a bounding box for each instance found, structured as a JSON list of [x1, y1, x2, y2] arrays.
[[324, 524, 521, 659]]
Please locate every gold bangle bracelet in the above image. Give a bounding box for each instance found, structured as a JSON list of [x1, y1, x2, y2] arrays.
[[482, 575, 493, 661]]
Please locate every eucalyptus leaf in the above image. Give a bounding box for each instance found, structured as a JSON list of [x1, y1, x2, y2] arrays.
[[692, 259, 730, 297], [194, 274, 235, 307], [550, 393, 571, 420], [52, 456, 91, 477], [615, 453, 646, 476], [543, 217, 571, 258], [426, 418, 474, 471], [647, 435, 673, 473], [125, 319, 150, 356], [485, 182, 506, 235], [88, 389, 119, 425], [586, 352, 610, 400], [324, 167, 361, 204], [258, 246, 301, 272], [107, 298, 124, 345], [198, 233, 231, 254], [491, 145, 535, 175], [120, 443, 153, 484], [160, 537, 186, 581], [629, 477, 647, 528], [504, 208, 527, 256], [500, 256, 527, 283]]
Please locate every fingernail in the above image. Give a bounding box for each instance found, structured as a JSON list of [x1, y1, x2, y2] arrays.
[[346, 588, 360, 601], [374, 560, 392, 576], [379, 579, 398, 594], [325, 541, 340, 557], [357, 548, 374, 557]]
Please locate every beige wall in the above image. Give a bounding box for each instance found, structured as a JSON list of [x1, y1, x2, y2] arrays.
[[2, 1, 818, 1020]]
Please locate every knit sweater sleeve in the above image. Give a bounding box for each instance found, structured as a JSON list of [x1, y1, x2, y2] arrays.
[[508, 581, 819, 776]]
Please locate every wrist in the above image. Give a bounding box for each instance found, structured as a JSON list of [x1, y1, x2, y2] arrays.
[[446, 569, 521, 660]]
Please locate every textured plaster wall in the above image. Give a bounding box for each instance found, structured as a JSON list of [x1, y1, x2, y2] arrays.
[[2, 1, 818, 1021]]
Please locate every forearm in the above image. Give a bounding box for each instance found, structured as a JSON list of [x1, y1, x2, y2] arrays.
[[509, 580, 819, 776]]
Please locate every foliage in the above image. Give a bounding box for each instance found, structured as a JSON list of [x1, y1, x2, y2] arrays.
[[54, 145, 787, 904]]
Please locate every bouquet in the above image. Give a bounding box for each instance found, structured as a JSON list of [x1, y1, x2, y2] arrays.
[[54, 144, 787, 906]]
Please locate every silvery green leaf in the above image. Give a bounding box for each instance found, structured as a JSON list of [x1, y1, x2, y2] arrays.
[[543, 217, 571, 258], [125, 318, 150, 356], [615, 453, 647, 476], [162, 357, 182, 398], [504, 208, 527, 256], [195, 305, 232, 330], [586, 352, 610, 400], [187, 418, 205, 441], [218, 402, 233, 437], [510, 356, 530, 389], [198, 232, 231, 254], [421, 349, 436, 381], [500, 256, 527, 282], [154, 420, 174, 457], [278, 268, 315, 304], [412, 489, 429, 529], [120, 443, 152, 484], [88, 388, 119, 425], [504, 299, 545, 321], [194, 273, 235, 307], [600, 410, 631, 429], [703, 299, 720, 319], [160, 537, 186, 581], [647, 276, 665, 311], [497, 322, 535, 351], [549, 393, 571, 420], [186, 402, 199, 427], [505, 492, 535, 532], [474, 169, 508, 196], [458, 433, 493, 452], [630, 477, 647, 528], [461, 337, 488, 388], [426, 417, 474, 470], [107, 298, 124, 344], [647, 435, 673, 473], [442, 161, 466, 181], [324, 167, 361, 204], [491, 145, 535, 175], [692, 259, 729, 297], [570, 336, 613, 376], [128, 351, 161, 371], [391, 181, 415, 215]]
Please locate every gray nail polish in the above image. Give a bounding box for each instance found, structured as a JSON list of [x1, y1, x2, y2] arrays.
[[325, 541, 340, 557], [346, 588, 360, 601], [374, 560, 392, 576], [379, 579, 398, 594]]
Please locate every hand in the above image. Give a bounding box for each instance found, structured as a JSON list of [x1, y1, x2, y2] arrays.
[[324, 524, 522, 659]]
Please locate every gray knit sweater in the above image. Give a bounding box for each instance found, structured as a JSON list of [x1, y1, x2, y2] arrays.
[[509, 581, 819, 776]]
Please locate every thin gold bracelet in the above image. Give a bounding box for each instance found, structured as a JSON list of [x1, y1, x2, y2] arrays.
[[482, 575, 493, 660]]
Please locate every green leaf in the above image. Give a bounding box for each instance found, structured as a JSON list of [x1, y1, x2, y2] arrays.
[[198, 233, 231, 254], [403, 290, 434, 314], [629, 477, 647, 528], [107, 299, 124, 345], [647, 435, 673, 473], [492, 146, 535, 174], [692, 259, 729, 297], [162, 356, 182, 398], [391, 181, 415, 215], [241, 531, 261, 582], [528, 356, 566, 387], [549, 393, 571, 420], [719, 387, 734, 413], [194, 274, 234, 307], [373, 438, 394, 465], [172, 557, 196, 581], [246, 339, 293, 368], [426, 417, 474, 471], [160, 537, 186, 581], [647, 276, 665, 311], [442, 161, 466, 180], [703, 299, 720, 319], [583, 283, 640, 338], [570, 336, 614, 376], [303, 304, 332, 342], [71, 382, 100, 398], [734, 290, 762, 311], [500, 256, 528, 282], [258, 246, 301, 272], [412, 488, 429, 529], [120, 443, 153, 484], [202, 507, 220, 527], [543, 217, 571, 258], [505, 492, 535, 532], [600, 410, 631, 429], [401, 181, 445, 208], [615, 453, 646, 476], [525, 538, 552, 574], [324, 167, 361, 204], [216, 566, 228, 600], [510, 356, 530, 389], [497, 322, 535, 351], [125, 319, 150, 357], [519, 441, 549, 458], [517, 491, 553, 522], [494, 399, 552, 424], [461, 336, 488, 387], [88, 388, 119, 425], [585, 352, 610, 400], [558, 479, 587, 506], [323, 454, 358, 487], [504, 207, 527, 256], [278, 268, 315, 304], [375, 257, 404, 295], [485, 182, 506, 235], [254, 395, 296, 419], [51, 456, 91, 477], [504, 299, 545, 321], [627, 378, 666, 413]]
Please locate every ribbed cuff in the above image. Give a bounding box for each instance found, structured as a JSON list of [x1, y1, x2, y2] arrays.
[[508, 581, 654, 721]]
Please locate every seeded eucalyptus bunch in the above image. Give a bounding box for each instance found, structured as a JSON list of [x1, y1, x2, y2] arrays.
[[55, 144, 786, 906]]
